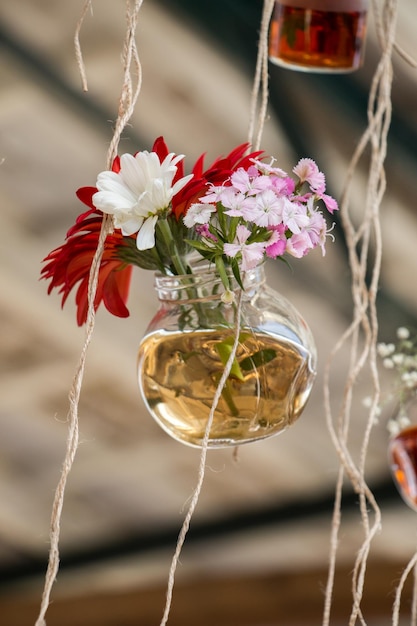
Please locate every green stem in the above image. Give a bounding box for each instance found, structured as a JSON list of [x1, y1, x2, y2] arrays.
[[158, 215, 244, 417], [157, 217, 189, 276], [157, 216, 213, 331], [221, 380, 240, 417]]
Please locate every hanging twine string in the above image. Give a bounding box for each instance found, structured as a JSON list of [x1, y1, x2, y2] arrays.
[[34, 2, 143, 624], [74, 0, 93, 92], [160, 2, 275, 621], [321, 0, 410, 624], [160, 291, 244, 626], [34, 214, 112, 626], [247, 0, 275, 150], [392, 550, 417, 626], [106, 0, 143, 168]]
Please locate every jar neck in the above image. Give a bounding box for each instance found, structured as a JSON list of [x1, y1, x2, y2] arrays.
[[154, 263, 266, 304]]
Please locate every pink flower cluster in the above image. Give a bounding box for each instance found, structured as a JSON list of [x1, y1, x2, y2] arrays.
[[183, 157, 338, 272]]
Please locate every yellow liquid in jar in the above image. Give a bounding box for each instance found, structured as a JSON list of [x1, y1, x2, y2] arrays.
[[138, 329, 315, 447]]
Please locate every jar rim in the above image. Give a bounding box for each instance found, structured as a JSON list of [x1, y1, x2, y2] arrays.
[[154, 261, 266, 302]]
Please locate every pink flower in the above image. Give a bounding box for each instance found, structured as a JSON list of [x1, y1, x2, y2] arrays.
[[286, 232, 313, 258], [270, 175, 295, 196], [281, 199, 309, 234], [195, 223, 217, 241], [223, 225, 265, 271], [265, 224, 287, 259], [222, 191, 256, 217], [183, 202, 216, 227], [246, 189, 284, 227], [304, 210, 327, 253], [320, 192, 338, 214], [230, 167, 270, 195], [293, 158, 325, 193], [251, 158, 287, 178], [199, 184, 229, 204]]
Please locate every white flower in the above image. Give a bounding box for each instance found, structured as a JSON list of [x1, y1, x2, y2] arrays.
[[93, 151, 193, 250], [183, 202, 216, 228], [397, 327, 410, 340], [405, 355, 417, 369], [377, 342, 395, 358], [392, 353, 405, 365], [402, 371, 417, 388]]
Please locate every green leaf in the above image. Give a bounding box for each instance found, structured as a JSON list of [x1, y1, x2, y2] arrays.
[[215, 255, 231, 291], [240, 349, 277, 372], [116, 238, 164, 271], [230, 257, 244, 289], [215, 338, 245, 381]]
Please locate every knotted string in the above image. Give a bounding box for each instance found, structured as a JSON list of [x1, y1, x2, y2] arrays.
[[34, 2, 143, 624]]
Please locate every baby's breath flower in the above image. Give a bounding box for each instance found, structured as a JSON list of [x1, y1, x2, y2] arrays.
[[392, 353, 404, 365], [377, 342, 395, 358], [362, 396, 373, 408], [402, 371, 417, 388], [377, 326, 417, 434], [397, 327, 410, 340], [405, 355, 417, 369]]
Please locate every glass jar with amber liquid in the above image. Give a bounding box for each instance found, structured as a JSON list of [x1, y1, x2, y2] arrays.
[[269, 0, 369, 73], [137, 263, 317, 448], [388, 400, 417, 512]]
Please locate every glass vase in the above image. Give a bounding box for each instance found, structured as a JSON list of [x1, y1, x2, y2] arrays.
[[268, 0, 369, 73], [137, 263, 317, 448], [388, 400, 417, 512]]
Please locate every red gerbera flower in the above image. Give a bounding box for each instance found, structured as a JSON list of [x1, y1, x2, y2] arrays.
[[41, 206, 133, 326], [41, 138, 264, 325]]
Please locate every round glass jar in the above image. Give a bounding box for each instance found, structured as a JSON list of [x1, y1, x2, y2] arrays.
[[137, 263, 317, 448]]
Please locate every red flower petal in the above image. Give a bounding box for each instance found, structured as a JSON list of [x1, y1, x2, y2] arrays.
[[41, 208, 132, 325], [171, 143, 264, 219], [76, 187, 98, 210]]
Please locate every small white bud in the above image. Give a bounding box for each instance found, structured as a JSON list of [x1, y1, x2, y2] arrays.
[[397, 327, 410, 340], [383, 358, 394, 369], [221, 289, 235, 305]]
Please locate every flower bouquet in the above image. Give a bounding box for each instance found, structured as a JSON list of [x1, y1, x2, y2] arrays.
[[42, 137, 337, 447]]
